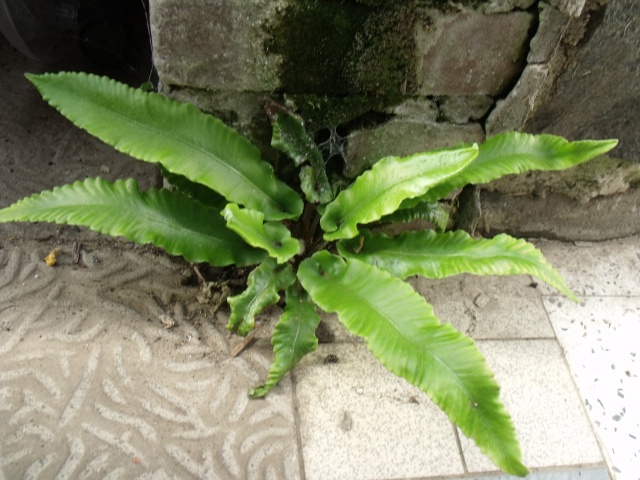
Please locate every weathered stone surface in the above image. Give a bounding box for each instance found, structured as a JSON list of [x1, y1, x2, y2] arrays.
[[548, 0, 586, 16], [413, 0, 536, 14], [387, 98, 439, 122], [438, 95, 494, 124], [416, 12, 533, 96], [476, 0, 537, 13], [345, 120, 484, 177], [486, 64, 549, 135], [151, 0, 417, 96], [478, 187, 640, 241], [525, 0, 640, 163], [484, 156, 640, 203], [528, 3, 570, 64], [150, 0, 283, 91]]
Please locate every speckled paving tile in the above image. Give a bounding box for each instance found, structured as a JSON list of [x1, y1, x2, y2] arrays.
[[534, 237, 640, 297], [458, 340, 603, 473], [409, 274, 555, 339], [0, 244, 300, 479], [294, 342, 464, 480], [544, 295, 640, 480]]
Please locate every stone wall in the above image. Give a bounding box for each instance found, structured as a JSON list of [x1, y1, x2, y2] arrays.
[[149, 0, 639, 240]]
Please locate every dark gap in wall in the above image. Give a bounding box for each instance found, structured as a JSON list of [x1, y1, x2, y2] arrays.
[[432, 96, 449, 123], [313, 109, 394, 175], [574, 1, 608, 47], [491, 9, 540, 105], [477, 2, 542, 134], [524, 0, 543, 59], [337, 110, 394, 133], [475, 99, 497, 137], [1, 0, 154, 87]]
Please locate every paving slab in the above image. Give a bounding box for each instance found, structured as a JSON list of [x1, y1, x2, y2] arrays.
[[534, 237, 640, 297], [544, 295, 640, 479], [409, 274, 555, 339], [458, 340, 603, 473], [535, 236, 640, 480], [294, 342, 464, 480]]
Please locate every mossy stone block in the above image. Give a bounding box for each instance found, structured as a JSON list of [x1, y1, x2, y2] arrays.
[[345, 120, 484, 177]]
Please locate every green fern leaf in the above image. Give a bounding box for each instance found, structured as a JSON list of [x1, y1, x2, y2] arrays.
[[26, 72, 302, 220], [270, 110, 332, 204], [297, 252, 528, 476], [424, 132, 618, 201], [222, 203, 301, 264], [227, 258, 296, 336], [250, 283, 320, 398], [320, 145, 478, 241], [0, 177, 265, 266], [377, 201, 449, 232], [338, 230, 577, 301], [159, 165, 228, 212]]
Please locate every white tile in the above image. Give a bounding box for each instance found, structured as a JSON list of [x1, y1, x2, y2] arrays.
[[410, 274, 555, 339], [294, 343, 464, 480], [534, 237, 640, 297], [459, 340, 603, 472], [544, 295, 640, 479]]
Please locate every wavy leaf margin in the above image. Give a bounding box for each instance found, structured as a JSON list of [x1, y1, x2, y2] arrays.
[[297, 251, 528, 476], [26, 72, 303, 220], [0, 177, 265, 266]]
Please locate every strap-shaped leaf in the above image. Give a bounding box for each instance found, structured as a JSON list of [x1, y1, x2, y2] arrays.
[[270, 110, 332, 204], [26, 72, 303, 220], [423, 132, 618, 202], [297, 252, 528, 476], [299, 165, 333, 205], [270, 110, 319, 168], [227, 258, 296, 336], [159, 165, 228, 212], [0, 177, 265, 267], [377, 201, 449, 232], [338, 230, 577, 301], [222, 203, 301, 264], [250, 283, 320, 398], [320, 145, 478, 241]]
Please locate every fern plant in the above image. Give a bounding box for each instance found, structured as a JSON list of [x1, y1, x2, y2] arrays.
[[0, 72, 617, 476]]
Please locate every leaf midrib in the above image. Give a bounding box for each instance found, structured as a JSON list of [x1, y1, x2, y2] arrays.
[[330, 268, 513, 456], [49, 86, 285, 215], [17, 197, 242, 249], [326, 266, 472, 399], [334, 160, 463, 233]]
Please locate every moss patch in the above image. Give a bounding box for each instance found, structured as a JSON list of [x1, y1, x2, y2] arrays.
[[263, 0, 417, 97], [282, 94, 394, 132]]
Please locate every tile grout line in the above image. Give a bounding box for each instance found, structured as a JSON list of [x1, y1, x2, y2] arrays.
[[451, 421, 470, 475], [290, 369, 308, 480], [541, 293, 640, 299]]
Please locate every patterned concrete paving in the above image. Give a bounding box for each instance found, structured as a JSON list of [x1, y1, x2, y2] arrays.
[[0, 243, 300, 479]]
